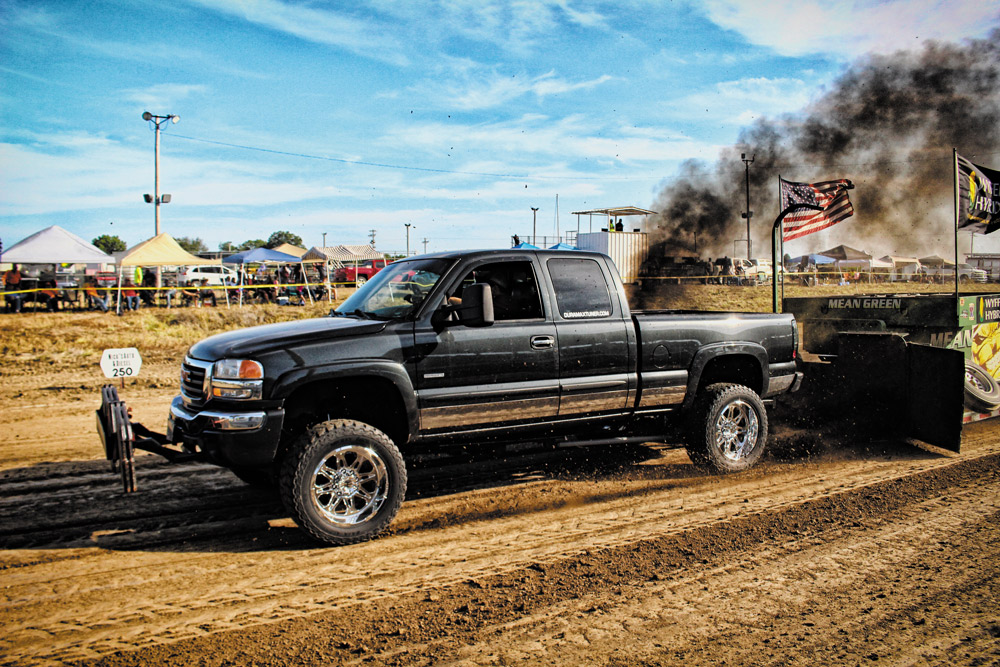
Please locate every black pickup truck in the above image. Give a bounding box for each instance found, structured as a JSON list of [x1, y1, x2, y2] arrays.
[[99, 249, 802, 545]]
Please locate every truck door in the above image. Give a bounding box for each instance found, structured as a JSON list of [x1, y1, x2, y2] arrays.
[[544, 257, 632, 416], [414, 258, 559, 431]]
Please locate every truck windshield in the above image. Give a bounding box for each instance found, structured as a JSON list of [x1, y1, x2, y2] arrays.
[[334, 258, 452, 320]]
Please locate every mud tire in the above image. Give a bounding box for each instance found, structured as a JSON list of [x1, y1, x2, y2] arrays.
[[686, 383, 768, 473], [279, 419, 406, 546], [964, 362, 1000, 413]]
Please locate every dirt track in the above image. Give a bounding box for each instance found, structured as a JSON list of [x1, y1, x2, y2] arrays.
[[2, 369, 999, 666]]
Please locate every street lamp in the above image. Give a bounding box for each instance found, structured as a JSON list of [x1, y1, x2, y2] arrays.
[[405, 223, 414, 256], [142, 111, 179, 236], [322, 232, 327, 248], [531, 207, 539, 246], [741, 153, 754, 258]]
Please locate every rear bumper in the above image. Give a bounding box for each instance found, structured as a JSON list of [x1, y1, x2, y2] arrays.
[[764, 371, 804, 397], [168, 396, 285, 467]]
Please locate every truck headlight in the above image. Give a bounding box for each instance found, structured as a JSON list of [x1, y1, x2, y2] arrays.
[[210, 359, 263, 399]]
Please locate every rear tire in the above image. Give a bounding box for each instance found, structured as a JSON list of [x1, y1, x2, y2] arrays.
[[279, 419, 406, 546], [686, 383, 768, 473]]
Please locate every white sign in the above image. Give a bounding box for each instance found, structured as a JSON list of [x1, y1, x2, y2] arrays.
[[100, 347, 142, 379]]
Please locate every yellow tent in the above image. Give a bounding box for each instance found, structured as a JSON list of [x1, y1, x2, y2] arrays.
[[114, 234, 221, 312], [116, 233, 220, 266], [272, 242, 307, 258]]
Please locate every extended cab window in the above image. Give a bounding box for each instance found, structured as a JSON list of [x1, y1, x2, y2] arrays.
[[451, 261, 543, 320], [546, 258, 613, 319]]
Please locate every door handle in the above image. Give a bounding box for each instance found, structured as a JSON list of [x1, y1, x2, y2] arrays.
[[530, 335, 555, 350]]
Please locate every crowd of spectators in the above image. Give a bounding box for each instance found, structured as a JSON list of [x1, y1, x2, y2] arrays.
[[4, 263, 328, 313]]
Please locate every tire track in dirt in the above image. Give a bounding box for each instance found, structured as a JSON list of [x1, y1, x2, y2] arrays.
[[2, 423, 999, 665], [80, 448, 1000, 667], [427, 478, 1000, 666]]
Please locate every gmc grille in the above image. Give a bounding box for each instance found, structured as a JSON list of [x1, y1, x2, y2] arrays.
[[180, 359, 210, 401]]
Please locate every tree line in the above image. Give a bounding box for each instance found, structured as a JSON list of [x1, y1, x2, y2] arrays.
[[91, 231, 304, 255]]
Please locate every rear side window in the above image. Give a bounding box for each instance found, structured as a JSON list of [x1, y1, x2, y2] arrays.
[[546, 258, 613, 319]]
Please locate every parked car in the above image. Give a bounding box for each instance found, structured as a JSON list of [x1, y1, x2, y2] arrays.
[[179, 265, 238, 286], [332, 258, 388, 286], [929, 263, 988, 283]]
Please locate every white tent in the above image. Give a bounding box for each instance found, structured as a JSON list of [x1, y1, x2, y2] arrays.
[[880, 255, 922, 281], [2, 225, 112, 264]]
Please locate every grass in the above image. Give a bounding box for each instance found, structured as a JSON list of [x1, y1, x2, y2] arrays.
[[0, 301, 343, 376], [3, 282, 998, 379]]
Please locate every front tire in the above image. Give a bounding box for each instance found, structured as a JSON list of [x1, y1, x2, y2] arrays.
[[686, 383, 768, 473], [280, 419, 406, 546]]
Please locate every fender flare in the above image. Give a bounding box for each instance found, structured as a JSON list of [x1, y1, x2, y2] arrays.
[[271, 360, 419, 440], [682, 342, 769, 411]]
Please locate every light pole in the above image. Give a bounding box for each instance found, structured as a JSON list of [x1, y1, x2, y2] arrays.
[[741, 153, 754, 258], [142, 111, 179, 236], [405, 223, 414, 256], [531, 207, 539, 246], [322, 232, 327, 248]]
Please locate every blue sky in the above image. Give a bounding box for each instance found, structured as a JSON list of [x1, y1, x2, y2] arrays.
[[2, 0, 999, 256]]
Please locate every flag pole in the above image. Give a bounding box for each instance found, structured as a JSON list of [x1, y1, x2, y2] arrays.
[[953, 148, 960, 299], [772, 176, 780, 313], [778, 175, 784, 309]]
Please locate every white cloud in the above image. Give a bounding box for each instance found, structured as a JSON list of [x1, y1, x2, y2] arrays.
[[439, 69, 615, 110], [184, 0, 409, 65], [381, 114, 722, 165], [124, 84, 209, 111], [658, 76, 817, 129], [700, 0, 1000, 58]]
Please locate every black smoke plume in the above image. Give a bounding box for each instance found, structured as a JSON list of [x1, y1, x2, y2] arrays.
[[647, 29, 1000, 260]]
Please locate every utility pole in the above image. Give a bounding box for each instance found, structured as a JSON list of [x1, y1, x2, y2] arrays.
[[531, 207, 539, 246], [141, 112, 179, 236], [369, 229, 377, 246], [741, 153, 755, 258], [422, 238, 429, 253]]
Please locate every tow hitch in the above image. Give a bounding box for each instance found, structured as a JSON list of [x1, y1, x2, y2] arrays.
[[96, 385, 202, 493]]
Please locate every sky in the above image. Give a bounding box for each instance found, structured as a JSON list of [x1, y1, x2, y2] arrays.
[[2, 0, 999, 257]]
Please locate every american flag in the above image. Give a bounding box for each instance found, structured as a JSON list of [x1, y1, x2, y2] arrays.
[[780, 177, 855, 241]]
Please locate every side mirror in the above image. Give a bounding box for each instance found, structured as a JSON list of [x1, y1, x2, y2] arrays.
[[454, 283, 494, 327]]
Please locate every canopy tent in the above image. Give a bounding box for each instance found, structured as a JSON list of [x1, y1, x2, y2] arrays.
[[548, 243, 577, 250], [115, 233, 220, 267], [302, 244, 385, 263], [113, 234, 220, 313], [789, 253, 835, 266], [511, 242, 540, 250], [819, 244, 872, 261], [301, 246, 344, 265], [272, 242, 307, 257], [223, 247, 314, 306], [2, 225, 112, 264], [919, 255, 955, 267], [880, 255, 923, 281], [222, 247, 300, 264]]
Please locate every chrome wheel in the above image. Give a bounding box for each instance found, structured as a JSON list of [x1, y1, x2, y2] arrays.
[[714, 398, 759, 461], [310, 445, 389, 526], [686, 383, 768, 473]]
